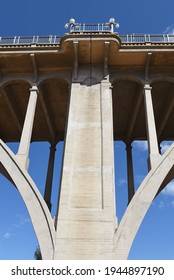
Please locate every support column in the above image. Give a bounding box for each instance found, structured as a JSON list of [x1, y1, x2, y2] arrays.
[[126, 143, 135, 203], [44, 143, 56, 211], [100, 77, 117, 226], [55, 78, 117, 259], [16, 86, 38, 169], [144, 84, 161, 169]]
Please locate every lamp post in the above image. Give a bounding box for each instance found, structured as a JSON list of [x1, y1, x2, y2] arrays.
[[65, 18, 76, 33], [109, 17, 120, 33]]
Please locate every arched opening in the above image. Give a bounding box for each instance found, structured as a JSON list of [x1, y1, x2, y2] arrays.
[[0, 80, 31, 142], [151, 80, 174, 143], [112, 78, 145, 142], [38, 78, 70, 143], [112, 78, 146, 218], [112, 78, 174, 259], [0, 77, 70, 259]]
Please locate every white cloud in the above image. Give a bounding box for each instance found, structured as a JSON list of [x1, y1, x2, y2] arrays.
[[134, 141, 148, 151], [14, 214, 30, 226], [118, 178, 127, 186], [12, 214, 30, 228], [162, 181, 174, 197], [3, 232, 12, 239], [134, 140, 174, 154], [163, 24, 174, 34]]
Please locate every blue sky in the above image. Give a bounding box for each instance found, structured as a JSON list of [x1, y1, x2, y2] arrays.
[[1, 0, 174, 260]]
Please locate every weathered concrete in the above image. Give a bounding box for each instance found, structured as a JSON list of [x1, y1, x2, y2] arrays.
[[54, 79, 117, 259]]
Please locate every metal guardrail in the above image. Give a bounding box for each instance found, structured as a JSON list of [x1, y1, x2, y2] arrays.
[[119, 34, 174, 43], [68, 23, 112, 33], [0, 35, 61, 45], [0, 34, 174, 46]]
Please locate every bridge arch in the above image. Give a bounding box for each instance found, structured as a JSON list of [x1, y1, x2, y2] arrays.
[[0, 140, 55, 259], [114, 143, 174, 259]]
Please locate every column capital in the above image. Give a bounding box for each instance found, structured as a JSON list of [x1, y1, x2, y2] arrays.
[[144, 84, 152, 90], [30, 85, 39, 93], [126, 143, 132, 151], [101, 75, 110, 84], [50, 143, 57, 152]]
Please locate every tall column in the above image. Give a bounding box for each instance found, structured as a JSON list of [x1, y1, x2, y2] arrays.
[[16, 86, 38, 169], [100, 77, 117, 225], [55, 78, 117, 259], [144, 84, 161, 169], [44, 143, 56, 211], [126, 143, 135, 203]]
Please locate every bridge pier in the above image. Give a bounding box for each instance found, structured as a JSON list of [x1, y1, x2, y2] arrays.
[[54, 80, 117, 259]]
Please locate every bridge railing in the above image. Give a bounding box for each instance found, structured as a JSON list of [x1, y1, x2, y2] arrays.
[[0, 34, 174, 46], [69, 23, 111, 33], [0, 35, 61, 45], [119, 34, 174, 43]]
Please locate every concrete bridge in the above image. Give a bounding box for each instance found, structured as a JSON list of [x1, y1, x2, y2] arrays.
[[1, 19, 174, 259]]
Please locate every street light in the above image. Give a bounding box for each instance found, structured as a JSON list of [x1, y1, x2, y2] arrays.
[[65, 18, 76, 31], [69, 18, 75, 27], [109, 17, 120, 33]]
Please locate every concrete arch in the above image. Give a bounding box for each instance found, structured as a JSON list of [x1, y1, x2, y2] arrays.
[[150, 76, 174, 85], [38, 77, 70, 88], [150, 79, 174, 88], [114, 142, 174, 259], [1, 78, 32, 88], [111, 75, 144, 87], [0, 140, 55, 259]]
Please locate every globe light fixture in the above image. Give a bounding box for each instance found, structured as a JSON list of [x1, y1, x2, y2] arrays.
[[109, 17, 119, 32]]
